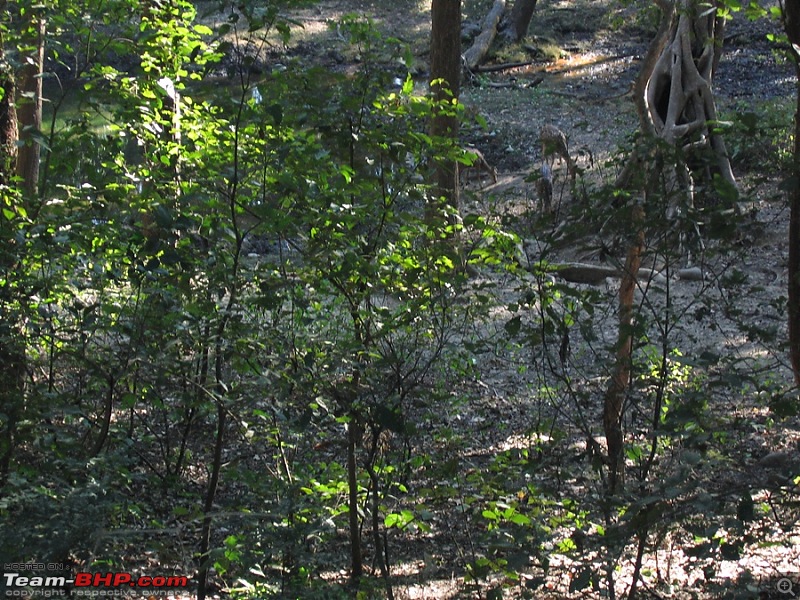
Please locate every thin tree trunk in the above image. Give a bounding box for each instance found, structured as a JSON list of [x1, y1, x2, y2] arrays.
[[346, 413, 363, 584], [790, 80, 800, 386], [197, 402, 225, 600], [601, 2, 671, 494], [603, 204, 645, 494], [367, 429, 394, 600], [783, 0, 800, 386], [89, 376, 116, 457]]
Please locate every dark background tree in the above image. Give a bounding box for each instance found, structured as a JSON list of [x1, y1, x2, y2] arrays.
[[0, 0, 41, 484], [430, 0, 461, 212], [0, 41, 19, 486], [15, 4, 43, 197], [501, 0, 539, 42]]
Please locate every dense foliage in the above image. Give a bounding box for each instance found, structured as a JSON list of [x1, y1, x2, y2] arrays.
[[0, 0, 798, 598]]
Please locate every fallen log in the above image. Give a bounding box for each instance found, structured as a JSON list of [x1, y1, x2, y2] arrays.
[[462, 0, 506, 71], [474, 60, 532, 72], [554, 263, 619, 285]]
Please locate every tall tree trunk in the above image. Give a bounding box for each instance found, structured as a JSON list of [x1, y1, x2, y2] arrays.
[[197, 403, 225, 600], [601, 0, 677, 494], [603, 205, 645, 494], [0, 3, 44, 487], [783, 0, 800, 386], [466, 0, 537, 66], [0, 20, 21, 487], [16, 9, 44, 197], [346, 412, 363, 583], [500, 0, 538, 43], [430, 0, 461, 215]]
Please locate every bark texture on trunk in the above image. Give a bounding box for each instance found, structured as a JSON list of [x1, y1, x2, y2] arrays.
[[603, 204, 645, 494], [642, 0, 735, 190], [0, 63, 16, 182], [16, 11, 45, 197], [501, 0, 538, 43], [0, 20, 23, 487], [430, 0, 462, 212]]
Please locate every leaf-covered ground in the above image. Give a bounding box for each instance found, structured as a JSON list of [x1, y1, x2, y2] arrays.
[[204, 1, 800, 597]]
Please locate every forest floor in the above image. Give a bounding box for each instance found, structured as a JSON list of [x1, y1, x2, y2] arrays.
[[212, 0, 800, 598]]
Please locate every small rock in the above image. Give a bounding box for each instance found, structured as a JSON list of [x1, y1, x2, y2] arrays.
[[757, 451, 797, 469], [678, 267, 704, 281]]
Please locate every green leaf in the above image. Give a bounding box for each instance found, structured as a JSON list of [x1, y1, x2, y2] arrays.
[[384, 513, 399, 528], [509, 513, 531, 526], [504, 315, 522, 336], [268, 102, 283, 126], [402, 74, 414, 95]]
